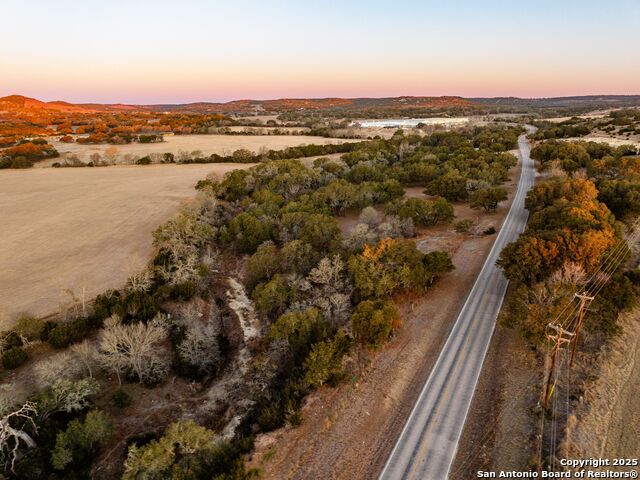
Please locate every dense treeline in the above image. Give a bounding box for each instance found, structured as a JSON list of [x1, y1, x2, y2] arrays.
[[0, 138, 59, 169], [532, 108, 640, 140], [530, 139, 640, 218], [0, 125, 520, 479], [499, 136, 640, 345]]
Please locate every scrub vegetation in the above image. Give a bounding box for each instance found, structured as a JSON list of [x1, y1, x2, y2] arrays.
[[0, 125, 520, 479]]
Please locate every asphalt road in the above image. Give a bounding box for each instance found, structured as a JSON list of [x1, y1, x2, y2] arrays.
[[379, 132, 536, 480]]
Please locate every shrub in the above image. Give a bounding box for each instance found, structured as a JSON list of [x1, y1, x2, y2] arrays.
[[47, 317, 91, 348], [169, 281, 197, 301], [469, 187, 508, 212], [303, 331, 350, 388], [112, 388, 132, 408], [2, 346, 28, 369], [51, 410, 113, 471], [252, 275, 295, 319], [15, 314, 45, 341], [351, 300, 400, 348], [454, 219, 473, 233], [10, 156, 32, 168], [1, 330, 23, 348], [484, 226, 496, 235]]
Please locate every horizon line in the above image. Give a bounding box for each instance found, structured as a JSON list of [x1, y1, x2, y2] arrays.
[[3, 92, 640, 107]]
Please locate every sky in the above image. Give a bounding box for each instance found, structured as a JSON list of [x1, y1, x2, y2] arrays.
[[1, 0, 639, 104]]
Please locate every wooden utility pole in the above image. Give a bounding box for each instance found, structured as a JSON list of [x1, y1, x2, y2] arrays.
[[542, 323, 574, 409], [569, 292, 594, 367]]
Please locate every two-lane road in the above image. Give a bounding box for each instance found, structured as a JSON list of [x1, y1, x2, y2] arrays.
[[379, 132, 536, 480]]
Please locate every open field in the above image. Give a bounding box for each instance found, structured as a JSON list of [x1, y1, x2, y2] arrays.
[[0, 163, 251, 327], [45, 134, 358, 164], [561, 134, 640, 149]]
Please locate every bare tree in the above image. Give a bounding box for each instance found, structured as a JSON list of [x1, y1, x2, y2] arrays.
[[71, 340, 97, 378], [293, 255, 353, 326], [549, 261, 587, 288], [34, 351, 84, 388], [126, 268, 154, 293], [0, 402, 38, 473], [344, 223, 379, 251], [98, 314, 169, 385], [177, 320, 221, 376]]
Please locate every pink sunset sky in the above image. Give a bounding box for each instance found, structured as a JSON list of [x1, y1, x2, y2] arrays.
[[2, 0, 639, 104]]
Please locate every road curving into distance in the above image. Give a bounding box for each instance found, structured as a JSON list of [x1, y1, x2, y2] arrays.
[[379, 129, 536, 480]]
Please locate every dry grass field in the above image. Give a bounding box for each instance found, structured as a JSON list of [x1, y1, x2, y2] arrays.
[[46, 134, 357, 163], [0, 163, 251, 327]]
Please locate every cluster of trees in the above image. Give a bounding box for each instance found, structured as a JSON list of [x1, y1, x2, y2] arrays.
[[0, 139, 59, 169], [533, 108, 640, 141], [499, 142, 640, 345], [0, 125, 524, 478], [74, 133, 163, 145], [530, 139, 640, 219], [498, 178, 618, 285], [532, 119, 593, 140]]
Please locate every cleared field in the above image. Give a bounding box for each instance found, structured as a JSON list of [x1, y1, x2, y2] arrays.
[[47, 134, 357, 163], [0, 163, 251, 327]]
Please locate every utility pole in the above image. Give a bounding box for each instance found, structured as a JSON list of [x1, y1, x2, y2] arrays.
[[542, 323, 574, 410], [569, 292, 594, 367]]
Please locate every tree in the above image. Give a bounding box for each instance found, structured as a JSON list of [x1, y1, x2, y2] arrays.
[[303, 331, 350, 388], [245, 242, 280, 289], [359, 207, 382, 227], [293, 255, 353, 326], [425, 170, 468, 201], [297, 214, 342, 252], [37, 378, 100, 421], [351, 300, 399, 348], [34, 351, 84, 388], [123, 420, 217, 480], [348, 238, 453, 299], [269, 308, 330, 355], [14, 315, 44, 342], [71, 340, 97, 378], [469, 187, 508, 212], [98, 314, 169, 385], [251, 275, 295, 319], [499, 178, 617, 285], [177, 319, 222, 377], [525, 178, 598, 213], [385, 197, 454, 227], [221, 212, 274, 254], [280, 240, 318, 276], [1, 347, 27, 370], [0, 402, 37, 474], [51, 410, 113, 471]]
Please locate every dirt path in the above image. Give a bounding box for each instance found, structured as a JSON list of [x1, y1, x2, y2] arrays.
[[249, 159, 522, 479]]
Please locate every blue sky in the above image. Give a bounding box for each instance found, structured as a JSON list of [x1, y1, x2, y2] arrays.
[[1, 0, 639, 103]]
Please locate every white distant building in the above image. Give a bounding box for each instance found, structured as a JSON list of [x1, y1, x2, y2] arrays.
[[354, 117, 469, 128]]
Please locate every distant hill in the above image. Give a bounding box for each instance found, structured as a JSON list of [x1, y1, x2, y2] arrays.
[[0, 95, 96, 113], [2, 94, 639, 116], [471, 95, 640, 109], [0, 94, 475, 115]]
